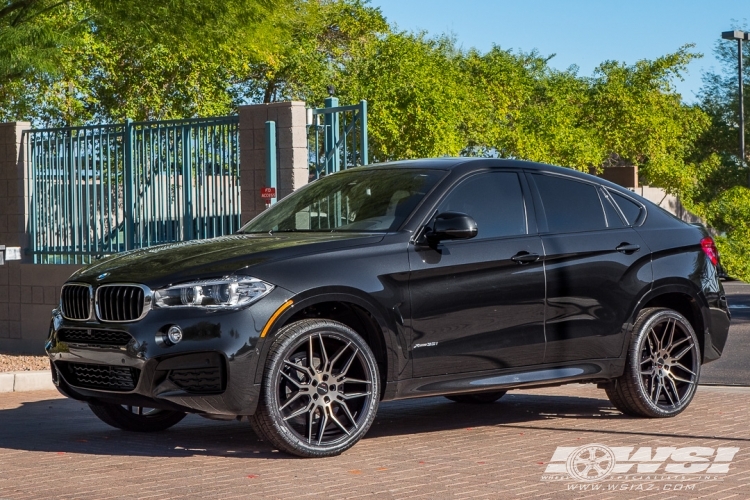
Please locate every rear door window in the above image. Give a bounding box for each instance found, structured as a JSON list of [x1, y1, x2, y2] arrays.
[[531, 174, 607, 233]]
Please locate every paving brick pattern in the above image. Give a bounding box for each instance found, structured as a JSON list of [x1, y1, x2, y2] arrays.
[[0, 384, 747, 499]]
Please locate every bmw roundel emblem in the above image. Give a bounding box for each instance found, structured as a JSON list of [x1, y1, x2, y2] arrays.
[[97, 272, 110, 281]]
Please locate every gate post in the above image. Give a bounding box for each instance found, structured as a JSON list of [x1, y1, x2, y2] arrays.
[[0, 122, 31, 254], [238, 101, 308, 223], [123, 119, 135, 249], [324, 96, 339, 174]]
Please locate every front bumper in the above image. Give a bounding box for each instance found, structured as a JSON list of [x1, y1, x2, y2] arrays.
[[46, 287, 293, 416]]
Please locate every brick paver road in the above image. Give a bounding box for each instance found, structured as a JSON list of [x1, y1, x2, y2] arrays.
[[0, 384, 748, 499]]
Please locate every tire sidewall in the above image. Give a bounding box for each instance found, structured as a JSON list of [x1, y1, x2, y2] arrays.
[[262, 320, 380, 456]]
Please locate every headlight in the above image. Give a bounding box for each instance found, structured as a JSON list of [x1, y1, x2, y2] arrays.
[[153, 276, 274, 309]]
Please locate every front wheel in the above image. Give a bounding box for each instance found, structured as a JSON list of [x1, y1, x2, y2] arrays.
[[88, 403, 186, 432], [250, 319, 380, 458], [606, 308, 701, 418]]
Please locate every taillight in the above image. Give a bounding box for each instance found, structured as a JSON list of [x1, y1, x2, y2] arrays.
[[701, 237, 720, 266]]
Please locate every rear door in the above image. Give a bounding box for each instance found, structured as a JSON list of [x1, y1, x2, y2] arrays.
[[527, 172, 652, 364], [408, 170, 546, 377]]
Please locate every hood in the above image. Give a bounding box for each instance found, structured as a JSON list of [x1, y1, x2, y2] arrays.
[[70, 232, 385, 288]]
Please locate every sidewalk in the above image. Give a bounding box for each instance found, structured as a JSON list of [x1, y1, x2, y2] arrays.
[[0, 383, 747, 499]]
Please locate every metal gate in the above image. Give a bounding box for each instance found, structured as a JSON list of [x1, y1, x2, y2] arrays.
[[25, 116, 240, 264], [307, 98, 368, 179]]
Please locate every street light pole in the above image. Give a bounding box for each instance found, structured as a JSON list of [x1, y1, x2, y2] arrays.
[[722, 30, 749, 186]]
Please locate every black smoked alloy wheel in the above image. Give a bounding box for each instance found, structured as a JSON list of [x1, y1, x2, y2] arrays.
[[606, 308, 701, 418], [250, 319, 380, 457]]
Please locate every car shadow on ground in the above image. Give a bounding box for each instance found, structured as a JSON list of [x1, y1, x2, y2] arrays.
[[3, 389, 746, 459]]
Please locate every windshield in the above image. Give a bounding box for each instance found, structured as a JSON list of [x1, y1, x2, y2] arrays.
[[240, 168, 444, 233]]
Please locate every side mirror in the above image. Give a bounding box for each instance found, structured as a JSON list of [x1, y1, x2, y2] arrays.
[[426, 212, 477, 243]]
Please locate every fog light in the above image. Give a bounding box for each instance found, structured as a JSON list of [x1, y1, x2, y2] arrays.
[[167, 325, 183, 344]]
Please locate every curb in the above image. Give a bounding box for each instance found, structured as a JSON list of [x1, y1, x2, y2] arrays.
[[0, 371, 55, 392]]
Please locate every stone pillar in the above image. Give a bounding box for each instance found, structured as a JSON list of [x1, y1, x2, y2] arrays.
[[238, 102, 308, 223], [0, 122, 30, 251]]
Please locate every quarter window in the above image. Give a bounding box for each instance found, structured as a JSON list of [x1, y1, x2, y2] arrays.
[[532, 174, 607, 233], [437, 172, 527, 239], [610, 191, 643, 225]]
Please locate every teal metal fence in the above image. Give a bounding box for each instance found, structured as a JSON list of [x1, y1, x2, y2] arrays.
[[307, 98, 368, 179], [26, 116, 240, 264]]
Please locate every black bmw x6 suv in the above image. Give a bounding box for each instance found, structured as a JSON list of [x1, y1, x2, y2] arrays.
[[46, 158, 731, 457]]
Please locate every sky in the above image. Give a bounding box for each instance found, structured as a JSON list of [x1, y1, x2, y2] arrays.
[[371, 0, 748, 103]]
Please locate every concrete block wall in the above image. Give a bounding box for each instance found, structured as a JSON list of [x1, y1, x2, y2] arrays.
[[0, 263, 81, 354], [238, 101, 309, 223]]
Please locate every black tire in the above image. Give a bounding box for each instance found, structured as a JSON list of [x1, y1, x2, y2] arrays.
[[444, 391, 507, 404], [250, 319, 380, 458], [605, 308, 701, 418], [88, 402, 187, 432]]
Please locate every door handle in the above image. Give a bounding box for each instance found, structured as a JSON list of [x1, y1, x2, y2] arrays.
[[616, 243, 641, 254], [511, 251, 540, 264]]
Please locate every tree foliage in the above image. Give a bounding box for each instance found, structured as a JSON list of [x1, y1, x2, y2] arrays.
[[2, 0, 748, 279]]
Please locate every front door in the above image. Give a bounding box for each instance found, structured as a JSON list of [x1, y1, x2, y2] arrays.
[[408, 171, 546, 377]]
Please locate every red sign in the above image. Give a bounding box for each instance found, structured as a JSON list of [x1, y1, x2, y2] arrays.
[[260, 187, 276, 199]]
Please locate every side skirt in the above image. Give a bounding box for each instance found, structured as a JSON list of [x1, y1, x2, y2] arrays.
[[392, 358, 626, 400]]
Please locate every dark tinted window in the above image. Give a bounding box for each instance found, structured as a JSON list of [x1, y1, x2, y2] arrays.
[[611, 191, 642, 225], [532, 174, 606, 233], [601, 192, 626, 228], [438, 172, 526, 239]]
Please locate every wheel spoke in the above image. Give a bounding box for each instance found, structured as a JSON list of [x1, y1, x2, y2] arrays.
[[662, 378, 677, 406], [279, 391, 307, 412], [666, 318, 676, 350], [340, 377, 371, 385], [666, 376, 682, 406], [308, 335, 317, 373], [647, 329, 659, 356], [327, 407, 350, 436], [318, 333, 329, 372], [342, 391, 371, 400], [669, 373, 696, 385], [307, 408, 315, 443], [316, 407, 329, 445], [339, 348, 360, 377], [672, 362, 696, 377], [667, 336, 688, 353], [658, 319, 671, 350], [283, 359, 312, 378], [640, 368, 654, 376], [336, 401, 358, 428], [280, 370, 303, 388], [672, 343, 694, 361], [329, 341, 353, 369], [652, 378, 663, 405], [283, 402, 312, 421]]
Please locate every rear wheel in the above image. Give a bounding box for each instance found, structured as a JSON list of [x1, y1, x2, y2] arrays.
[[88, 403, 186, 432], [250, 319, 380, 458], [444, 391, 507, 404], [605, 308, 700, 418]]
